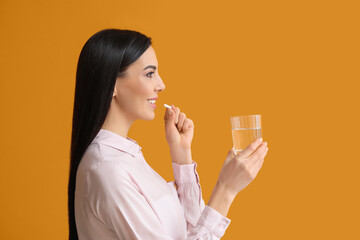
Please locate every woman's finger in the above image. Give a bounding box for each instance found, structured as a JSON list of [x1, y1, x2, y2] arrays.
[[188, 119, 194, 129], [237, 137, 263, 159], [172, 105, 180, 125], [249, 142, 267, 159], [244, 146, 267, 180], [181, 118, 190, 132], [237, 142, 266, 173], [177, 113, 186, 132], [173, 106, 180, 124], [253, 147, 268, 175]]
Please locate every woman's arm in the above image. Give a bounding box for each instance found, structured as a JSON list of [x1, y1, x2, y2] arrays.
[[171, 161, 231, 239], [171, 161, 206, 226], [164, 105, 232, 238], [164, 105, 268, 239]]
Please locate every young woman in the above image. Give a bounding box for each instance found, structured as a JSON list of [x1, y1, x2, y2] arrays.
[[68, 29, 268, 240]]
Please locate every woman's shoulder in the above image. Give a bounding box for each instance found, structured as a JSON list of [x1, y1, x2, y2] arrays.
[[76, 143, 136, 195], [78, 143, 135, 179], [82, 142, 134, 165]]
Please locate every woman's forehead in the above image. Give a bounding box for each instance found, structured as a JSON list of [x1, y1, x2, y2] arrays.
[[132, 46, 158, 69]]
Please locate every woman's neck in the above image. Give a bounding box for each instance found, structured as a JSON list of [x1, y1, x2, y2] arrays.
[[101, 100, 134, 138]]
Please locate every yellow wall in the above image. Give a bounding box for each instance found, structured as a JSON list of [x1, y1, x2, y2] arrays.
[[0, 0, 359, 239]]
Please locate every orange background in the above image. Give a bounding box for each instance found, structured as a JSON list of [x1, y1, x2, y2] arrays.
[[0, 0, 359, 239]]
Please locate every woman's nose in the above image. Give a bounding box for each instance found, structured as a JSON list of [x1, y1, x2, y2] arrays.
[[156, 75, 165, 92]]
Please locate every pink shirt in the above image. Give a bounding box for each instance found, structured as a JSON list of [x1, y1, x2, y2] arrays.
[[75, 129, 231, 239]]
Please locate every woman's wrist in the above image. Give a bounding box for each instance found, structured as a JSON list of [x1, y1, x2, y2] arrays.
[[208, 182, 236, 217], [170, 148, 192, 165]]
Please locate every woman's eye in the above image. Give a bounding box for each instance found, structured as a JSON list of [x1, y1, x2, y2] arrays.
[[146, 71, 155, 78]]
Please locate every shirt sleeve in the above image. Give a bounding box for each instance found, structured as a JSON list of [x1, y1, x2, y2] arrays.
[[172, 162, 231, 239]]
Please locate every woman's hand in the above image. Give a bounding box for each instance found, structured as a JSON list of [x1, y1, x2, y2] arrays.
[[208, 138, 268, 216], [164, 105, 194, 164], [218, 137, 268, 196]]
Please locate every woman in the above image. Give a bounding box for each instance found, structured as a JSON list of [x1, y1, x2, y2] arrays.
[[68, 29, 268, 240]]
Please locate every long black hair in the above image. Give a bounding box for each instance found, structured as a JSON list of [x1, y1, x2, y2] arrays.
[[68, 29, 152, 240]]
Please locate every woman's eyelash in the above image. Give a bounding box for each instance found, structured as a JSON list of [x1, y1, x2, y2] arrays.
[[146, 71, 155, 77]]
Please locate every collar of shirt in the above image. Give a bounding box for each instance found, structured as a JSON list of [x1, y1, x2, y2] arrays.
[[92, 129, 142, 157]]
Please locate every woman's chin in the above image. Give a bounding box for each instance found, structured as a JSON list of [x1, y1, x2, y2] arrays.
[[142, 111, 155, 121]]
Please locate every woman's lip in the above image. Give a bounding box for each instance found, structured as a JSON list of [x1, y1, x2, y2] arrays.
[[147, 102, 156, 108], [147, 96, 158, 100]]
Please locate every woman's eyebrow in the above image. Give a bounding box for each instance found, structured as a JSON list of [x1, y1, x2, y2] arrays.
[[143, 65, 157, 71]]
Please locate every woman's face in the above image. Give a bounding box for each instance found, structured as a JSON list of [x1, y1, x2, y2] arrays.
[[113, 46, 165, 121]]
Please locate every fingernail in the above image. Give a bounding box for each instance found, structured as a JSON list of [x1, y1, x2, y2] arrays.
[[168, 110, 173, 115], [258, 137, 263, 143]]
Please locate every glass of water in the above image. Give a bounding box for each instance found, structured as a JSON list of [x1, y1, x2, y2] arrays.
[[230, 115, 262, 154]]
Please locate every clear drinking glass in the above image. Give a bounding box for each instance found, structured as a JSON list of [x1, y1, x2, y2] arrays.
[[230, 115, 262, 154]]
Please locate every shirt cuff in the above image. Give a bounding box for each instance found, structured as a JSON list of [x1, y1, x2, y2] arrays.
[[198, 205, 231, 238], [172, 161, 199, 184]]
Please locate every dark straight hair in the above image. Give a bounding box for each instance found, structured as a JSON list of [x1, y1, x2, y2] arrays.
[[68, 29, 152, 240]]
